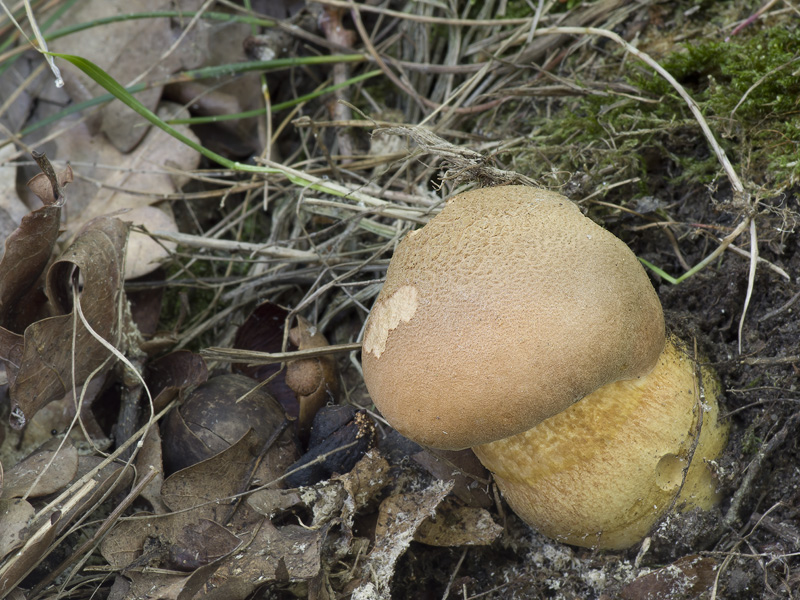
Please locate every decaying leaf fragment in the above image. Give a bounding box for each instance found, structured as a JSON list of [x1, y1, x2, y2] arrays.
[[0, 440, 78, 499], [414, 503, 503, 547], [351, 479, 455, 600], [0, 164, 70, 333], [0, 499, 35, 561], [2, 216, 129, 428]]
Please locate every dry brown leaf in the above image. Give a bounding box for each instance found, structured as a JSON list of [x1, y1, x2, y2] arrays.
[[70, 102, 199, 225], [164, 19, 266, 158], [413, 504, 502, 547], [122, 205, 179, 279], [25, 162, 73, 206], [145, 350, 208, 413], [134, 425, 169, 514], [246, 488, 304, 518], [168, 519, 241, 572], [0, 440, 78, 499], [6, 217, 129, 428], [620, 555, 719, 600], [0, 498, 35, 561], [338, 450, 391, 515], [1, 374, 113, 467], [411, 448, 492, 509], [109, 571, 189, 600], [0, 165, 68, 333], [99, 512, 243, 583], [161, 429, 262, 524], [186, 520, 324, 600]]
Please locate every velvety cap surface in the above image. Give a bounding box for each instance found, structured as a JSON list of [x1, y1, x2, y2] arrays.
[[362, 185, 665, 449]]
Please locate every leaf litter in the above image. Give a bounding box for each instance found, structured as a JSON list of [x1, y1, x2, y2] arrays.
[[0, 0, 798, 599]]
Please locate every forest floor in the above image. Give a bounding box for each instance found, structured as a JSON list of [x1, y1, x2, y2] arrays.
[[0, 0, 798, 598]]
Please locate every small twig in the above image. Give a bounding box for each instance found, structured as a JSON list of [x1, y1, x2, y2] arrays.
[[28, 467, 158, 596], [139, 228, 327, 261], [724, 239, 790, 281], [201, 342, 363, 365], [740, 355, 800, 366], [441, 548, 469, 600], [725, 0, 780, 40], [759, 289, 800, 322], [722, 411, 800, 531]]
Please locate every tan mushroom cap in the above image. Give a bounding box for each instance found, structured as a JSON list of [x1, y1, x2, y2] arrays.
[[362, 185, 665, 450]]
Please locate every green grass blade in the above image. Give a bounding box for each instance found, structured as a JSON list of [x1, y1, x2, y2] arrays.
[[50, 52, 232, 166], [165, 69, 382, 125], [44, 11, 277, 42], [46, 52, 375, 198]]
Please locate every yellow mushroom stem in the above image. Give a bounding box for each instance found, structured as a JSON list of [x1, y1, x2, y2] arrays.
[[472, 337, 729, 550]]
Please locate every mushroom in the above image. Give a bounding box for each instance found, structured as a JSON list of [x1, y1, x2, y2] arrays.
[[361, 185, 728, 549]]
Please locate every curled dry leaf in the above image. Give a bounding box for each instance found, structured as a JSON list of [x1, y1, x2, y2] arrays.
[[145, 351, 208, 414], [0, 164, 69, 333], [25, 163, 73, 207], [160, 374, 291, 475], [3, 216, 129, 428], [1, 373, 113, 467]]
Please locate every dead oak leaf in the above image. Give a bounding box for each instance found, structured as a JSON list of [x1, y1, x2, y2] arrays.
[[5, 217, 129, 428], [0, 165, 71, 333]]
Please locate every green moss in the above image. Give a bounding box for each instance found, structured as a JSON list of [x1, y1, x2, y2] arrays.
[[510, 24, 800, 191], [158, 259, 217, 334], [655, 28, 800, 119], [633, 26, 800, 186], [741, 425, 763, 455], [158, 253, 252, 350]]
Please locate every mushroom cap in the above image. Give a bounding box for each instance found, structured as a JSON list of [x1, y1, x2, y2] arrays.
[[362, 185, 665, 450], [472, 337, 729, 549]]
